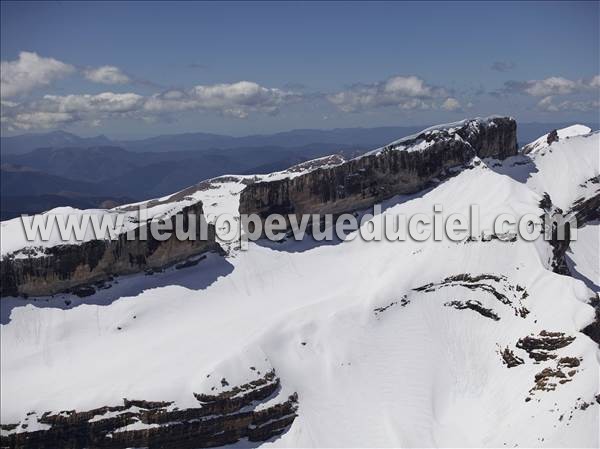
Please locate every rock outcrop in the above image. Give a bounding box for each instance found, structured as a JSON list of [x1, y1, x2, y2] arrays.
[[239, 117, 517, 220], [0, 201, 220, 297], [1, 370, 298, 449], [538, 177, 600, 276]]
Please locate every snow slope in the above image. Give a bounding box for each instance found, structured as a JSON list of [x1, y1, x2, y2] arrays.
[[521, 124, 592, 155], [0, 155, 345, 259], [1, 126, 598, 448], [524, 130, 599, 211], [567, 221, 600, 291]]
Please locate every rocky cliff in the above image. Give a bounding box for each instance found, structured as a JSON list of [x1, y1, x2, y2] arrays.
[[0, 117, 518, 298], [1, 370, 298, 449], [239, 117, 518, 219], [0, 201, 220, 297]]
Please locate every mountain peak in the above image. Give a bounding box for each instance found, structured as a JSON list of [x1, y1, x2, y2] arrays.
[[522, 124, 592, 154]]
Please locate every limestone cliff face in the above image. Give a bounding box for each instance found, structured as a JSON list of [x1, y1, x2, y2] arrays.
[[0, 118, 517, 298], [1, 202, 220, 297], [239, 117, 518, 218], [1, 371, 298, 449]]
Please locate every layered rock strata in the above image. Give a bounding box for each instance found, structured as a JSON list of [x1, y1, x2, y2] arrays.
[[1, 371, 298, 449], [1, 201, 219, 297], [239, 117, 518, 220]]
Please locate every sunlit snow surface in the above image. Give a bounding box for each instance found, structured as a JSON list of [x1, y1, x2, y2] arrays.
[[1, 127, 598, 447], [522, 124, 592, 155]]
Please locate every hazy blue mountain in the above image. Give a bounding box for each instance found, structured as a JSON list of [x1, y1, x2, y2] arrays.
[[0, 143, 357, 218], [3, 123, 597, 156], [1, 130, 113, 155], [116, 126, 422, 153], [1, 164, 108, 196], [3, 146, 139, 182], [2, 122, 597, 219], [0, 164, 133, 219], [0, 194, 134, 221]]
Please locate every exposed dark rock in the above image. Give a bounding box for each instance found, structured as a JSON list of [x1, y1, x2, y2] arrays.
[[413, 273, 529, 318], [532, 367, 569, 392], [444, 299, 500, 321], [501, 347, 524, 368], [373, 295, 410, 316], [540, 185, 600, 276], [539, 194, 571, 276], [70, 286, 96, 298], [1, 202, 220, 297], [567, 186, 600, 226], [516, 331, 575, 362], [582, 293, 600, 347], [557, 357, 581, 368], [374, 301, 398, 315], [526, 355, 583, 400], [239, 117, 518, 223], [546, 129, 559, 146], [1, 371, 298, 449]]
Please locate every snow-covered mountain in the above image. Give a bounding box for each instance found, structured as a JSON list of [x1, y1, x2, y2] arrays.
[[0, 118, 598, 448], [521, 125, 592, 155]]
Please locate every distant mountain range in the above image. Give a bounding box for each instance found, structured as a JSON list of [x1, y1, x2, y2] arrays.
[[0, 143, 365, 219], [2, 122, 598, 155], [1, 122, 597, 219], [1, 127, 424, 155], [2, 118, 598, 448], [1, 131, 113, 156]]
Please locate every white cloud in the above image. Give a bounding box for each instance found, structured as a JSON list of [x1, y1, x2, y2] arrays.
[[382, 76, 436, 97], [1, 109, 75, 131], [144, 81, 298, 116], [43, 92, 145, 113], [1, 92, 144, 130], [0, 52, 302, 130], [537, 95, 599, 113], [1, 51, 74, 98], [501, 75, 600, 97], [537, 96, 556, 111], [441, 97, 461, 111], [83, 66, 130, 85], [524, 77, 579, 96], [496, 75, 600, 113], [327, 75, 446, 112], [1, 82, 300, 131]]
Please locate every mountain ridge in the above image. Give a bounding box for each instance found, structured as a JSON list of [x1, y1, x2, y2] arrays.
[[1, 117, 598, 449], [3, 122, 598, 155]]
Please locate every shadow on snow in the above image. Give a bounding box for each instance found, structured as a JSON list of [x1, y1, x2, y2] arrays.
[[0, 251, 234, 325]]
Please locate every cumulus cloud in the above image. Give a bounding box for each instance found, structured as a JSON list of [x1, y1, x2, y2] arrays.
[[0, 50, 301, 129], [492, 75, 599, 113], [491, 61, 516, 72], [327, 75, 446, 112], [441, 97, 461, 111], [1, 111, 76, 131], [1, 92, 144, 130], [1, 81, 300, 130], [499, 76, 599, 97], [1, 51, 74, 98], [144, 81, 298, 117], [523, 77, 579, 96], [43, 92, 145, 113], [83, 66, 130, 84], [537, 96, 600, 113]]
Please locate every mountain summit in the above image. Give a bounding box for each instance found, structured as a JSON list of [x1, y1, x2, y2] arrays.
[[1, 117, 598, 448]]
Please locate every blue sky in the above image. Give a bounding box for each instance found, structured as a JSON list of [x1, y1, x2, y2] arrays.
[[1, 1, 598, 138]]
